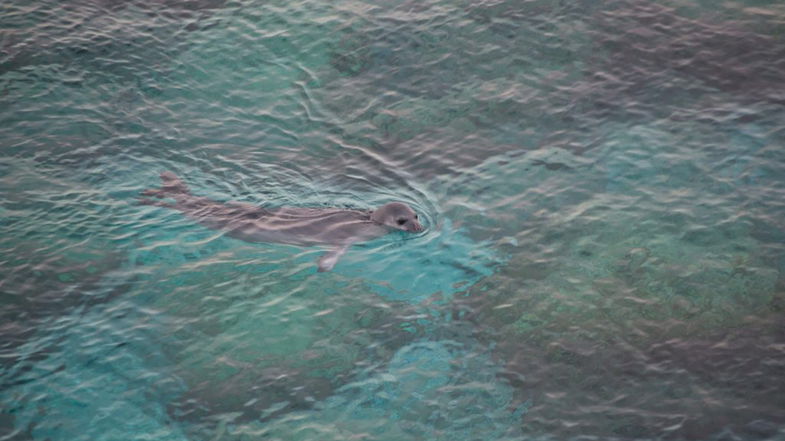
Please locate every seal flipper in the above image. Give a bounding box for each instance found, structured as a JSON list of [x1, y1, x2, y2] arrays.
[[317, 245, 350, 272]]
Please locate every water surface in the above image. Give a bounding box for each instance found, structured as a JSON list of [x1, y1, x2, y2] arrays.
[[2, 0, 785, 440]]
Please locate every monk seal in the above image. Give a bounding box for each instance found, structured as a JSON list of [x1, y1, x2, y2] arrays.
[[139, 171, 424, 271]]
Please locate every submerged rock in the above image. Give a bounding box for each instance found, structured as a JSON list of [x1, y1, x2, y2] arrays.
[[197, 339, 526, 441], [132, 245, 423, 427], [448, 113, 785, 438], [0, 165, 128, 368], [461, 211, 783, 437]]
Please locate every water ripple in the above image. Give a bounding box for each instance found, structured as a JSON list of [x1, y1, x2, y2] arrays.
[[2, 0, 785, 440]]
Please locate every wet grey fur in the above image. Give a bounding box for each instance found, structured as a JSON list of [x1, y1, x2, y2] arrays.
[[140, 172, 424, 271]]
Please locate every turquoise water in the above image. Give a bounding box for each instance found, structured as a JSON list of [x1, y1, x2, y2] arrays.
[[2, 0, 785, 439]]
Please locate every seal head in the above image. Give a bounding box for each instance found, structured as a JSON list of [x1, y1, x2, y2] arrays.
[[370, 202, 424, 233]]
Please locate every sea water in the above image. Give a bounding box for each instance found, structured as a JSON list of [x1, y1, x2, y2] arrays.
[[1, 0, 784, 440]]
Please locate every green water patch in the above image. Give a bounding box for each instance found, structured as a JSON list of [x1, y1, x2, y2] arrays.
[[4, 0, 785, 439], [451, 119, 785, 438], [306, 2, 593, 180], [127, 237, 426, 424], [1, 301, 189, 441], [471, 208, 778, 343], [125, 206, 498, 425], [458, 119, 783, 334], [183, 340, 525, 441], [335, 218, 496, 304], [121, 163, 499, 430], [160, 1, 337, 129], [0, 0, 344, 183], [0, 162, 129, 365]]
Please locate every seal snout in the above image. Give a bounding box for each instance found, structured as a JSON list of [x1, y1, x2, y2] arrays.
[[409, 220, 425, 233]]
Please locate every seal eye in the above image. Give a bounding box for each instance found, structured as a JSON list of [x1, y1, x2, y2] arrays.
[[396, 219, 406, 226]]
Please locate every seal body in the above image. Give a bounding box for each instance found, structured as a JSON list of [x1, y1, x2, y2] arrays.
[[140, 172, 423, 271]]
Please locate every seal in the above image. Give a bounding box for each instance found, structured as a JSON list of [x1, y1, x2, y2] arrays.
[[140, 172, 424, 271]]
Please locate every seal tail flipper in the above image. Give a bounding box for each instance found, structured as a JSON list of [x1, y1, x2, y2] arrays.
[[141, 171, 190, 198], [317, 245, 350, 272]]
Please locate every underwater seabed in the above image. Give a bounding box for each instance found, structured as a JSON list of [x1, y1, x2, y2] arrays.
[[0, 162, 131, 373], [199, 338, 527, 441], [0, 150, 504, 438], [2, 0, 785, 439], [450, 119, 785, 438], [1, 286, 188, 441], [1, 256, 525, 441], [126, 200, 503, 431]]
